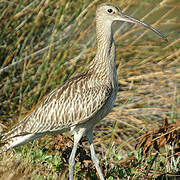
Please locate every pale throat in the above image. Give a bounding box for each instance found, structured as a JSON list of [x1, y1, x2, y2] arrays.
[[95, 19, 116, 68], [96, 19, 114, 55]]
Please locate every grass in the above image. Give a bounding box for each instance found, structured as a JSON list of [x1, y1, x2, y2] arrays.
[[0, 0, 180, 179]]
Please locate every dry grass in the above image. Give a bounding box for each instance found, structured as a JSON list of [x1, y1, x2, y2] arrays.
[[0, 0, 179, 179]]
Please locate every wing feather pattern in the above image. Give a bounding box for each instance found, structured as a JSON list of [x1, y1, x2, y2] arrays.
[[1, 72, 113, 144]]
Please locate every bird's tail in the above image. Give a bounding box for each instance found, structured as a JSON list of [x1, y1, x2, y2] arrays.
[[0, 133, 34, 153], [0, 118, 42, 154]]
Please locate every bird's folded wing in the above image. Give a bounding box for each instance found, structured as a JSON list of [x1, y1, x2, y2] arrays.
[[1, 76, 113, 141]]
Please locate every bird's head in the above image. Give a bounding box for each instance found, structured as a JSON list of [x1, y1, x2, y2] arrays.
[[96, 3, 167, 41]]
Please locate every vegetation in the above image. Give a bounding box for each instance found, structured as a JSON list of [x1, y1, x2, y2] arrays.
[[0, 0, 179, 179]]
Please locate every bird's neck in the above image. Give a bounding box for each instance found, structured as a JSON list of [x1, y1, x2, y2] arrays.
[[96, 20, 114, 59], [87, 20, 117, 85]]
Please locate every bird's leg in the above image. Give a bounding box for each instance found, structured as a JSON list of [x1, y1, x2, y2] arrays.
[[69, 132, 82, 180], [86, 129, 105, 180]]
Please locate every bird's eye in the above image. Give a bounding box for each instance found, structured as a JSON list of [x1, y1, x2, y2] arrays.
[[107, 9, 113, 13]]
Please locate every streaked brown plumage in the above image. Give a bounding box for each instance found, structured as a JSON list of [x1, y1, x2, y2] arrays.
[[0, 3, 166, 180], [1, 62, 117, 148]]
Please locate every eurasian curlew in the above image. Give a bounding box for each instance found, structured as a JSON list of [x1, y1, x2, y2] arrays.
[[0, 3, 167, 180]]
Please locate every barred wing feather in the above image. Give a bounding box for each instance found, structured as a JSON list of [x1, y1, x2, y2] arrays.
[[1, 73, 112, 143]]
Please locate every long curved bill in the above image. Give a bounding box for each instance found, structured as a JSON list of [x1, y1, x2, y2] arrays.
[[118, 13, 168, 42]]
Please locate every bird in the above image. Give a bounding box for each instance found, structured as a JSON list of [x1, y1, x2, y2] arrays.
[[0, 3, 167, 180]]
